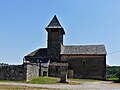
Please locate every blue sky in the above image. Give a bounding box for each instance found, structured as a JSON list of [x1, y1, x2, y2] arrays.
[[0, 0, 120, 66]]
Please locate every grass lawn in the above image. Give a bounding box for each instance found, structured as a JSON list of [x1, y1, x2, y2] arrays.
[[0, 77, 116, 89], [0, 77, 104, 86], [27, 76, 102, 85], [28, 77, 60, 84], [106, 78, 120, 83], [106, 78, 119, 81]]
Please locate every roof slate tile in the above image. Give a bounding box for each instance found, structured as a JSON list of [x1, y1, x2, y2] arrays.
[[61, 45, 106, 55]]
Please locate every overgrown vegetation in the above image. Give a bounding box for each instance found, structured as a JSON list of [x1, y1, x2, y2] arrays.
[[106, 66, 120, 78], [106, 66, 120, 82], [115, 68, 120, 80]]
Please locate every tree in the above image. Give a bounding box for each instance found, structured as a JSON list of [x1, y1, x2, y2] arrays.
[[115, 68, 120, 80]]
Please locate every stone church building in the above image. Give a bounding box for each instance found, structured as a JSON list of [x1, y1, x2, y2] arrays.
[[24, 15, 106, 79]]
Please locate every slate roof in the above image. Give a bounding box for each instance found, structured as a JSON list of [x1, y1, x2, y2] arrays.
[[26, 48, 47, 57], [45, 15, 65, 34], [25, 48, 48, 63], [61, 45, 106, 55]]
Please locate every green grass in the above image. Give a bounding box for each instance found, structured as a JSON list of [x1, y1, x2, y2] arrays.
[[106, 78, 119, 81], [27, 76, 102, 85], [106, 78, 120, 83], [0, 77, 106, 89], [0, 77, 103, 85], [28, 77, 59, 84]]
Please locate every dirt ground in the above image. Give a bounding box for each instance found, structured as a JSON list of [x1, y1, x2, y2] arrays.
[[0, 81, 120, 90]]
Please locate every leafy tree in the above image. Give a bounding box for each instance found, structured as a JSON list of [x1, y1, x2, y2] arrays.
[[106, 66, 120, 78], [106, 66, 120, 82], [115, 68, 120, 80]]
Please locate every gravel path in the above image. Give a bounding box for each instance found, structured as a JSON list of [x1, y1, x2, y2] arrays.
[[0, 81, 120, 90]]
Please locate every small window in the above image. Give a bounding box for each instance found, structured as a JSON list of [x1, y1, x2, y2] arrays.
[[82, 59, 86, 67]]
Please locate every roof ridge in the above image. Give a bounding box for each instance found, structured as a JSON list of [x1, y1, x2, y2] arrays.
[[64, 44, 105, 47]]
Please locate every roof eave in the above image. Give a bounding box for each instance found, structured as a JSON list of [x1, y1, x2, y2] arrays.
[[60, 53, 106, 56], [45, 27, 65, 35]]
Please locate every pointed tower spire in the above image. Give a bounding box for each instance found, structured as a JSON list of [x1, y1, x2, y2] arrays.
[[45, 15, 65, 34]]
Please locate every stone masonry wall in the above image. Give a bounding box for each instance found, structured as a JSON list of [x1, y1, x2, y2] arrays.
[[26, 64, 39, 81], [61, 55, 106, 80], [0, 65, 26, 80], [0, 64, 39, 81]]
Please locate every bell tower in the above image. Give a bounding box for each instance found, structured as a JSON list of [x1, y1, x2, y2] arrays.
[[45, 15, 65, 62]]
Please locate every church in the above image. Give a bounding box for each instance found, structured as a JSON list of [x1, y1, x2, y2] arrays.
[[24, 15, 106, 79]]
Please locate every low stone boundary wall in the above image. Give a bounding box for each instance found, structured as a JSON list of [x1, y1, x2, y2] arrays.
[[0, 64, 39, 81], [0, 65, 26, 80], [26, 64, 39, 81]]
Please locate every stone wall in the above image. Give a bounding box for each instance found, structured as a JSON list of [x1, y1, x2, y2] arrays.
[[0, 64, 39, 81], [61, 55, 106, 80], [0, 65, 26, 80], [26, 64, 39, 81], [49, 62, 68, 83], [48, 65, 60, 77], [49, 62, 68, 77]]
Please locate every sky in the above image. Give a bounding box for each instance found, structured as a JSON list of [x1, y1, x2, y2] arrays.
[[0, 0, 120, 66]]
